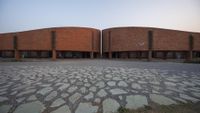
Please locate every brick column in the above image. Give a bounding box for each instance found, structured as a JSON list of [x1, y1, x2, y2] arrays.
[[14, 35, 20, 60], [188, 34, 193, 61], [108, 31, 112, 59], [148, 31, 153, 61], [52, 50, 56, 60], [148, 51, 152, 61], [51, 31, 56, 60], [90, 52, 94, 58], [99, 31, 102, 58], [90, 32, 94, 58], [14, 50, 20, 60]]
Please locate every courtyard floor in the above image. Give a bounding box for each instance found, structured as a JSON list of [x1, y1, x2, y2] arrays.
[[0, 59, 200, 113]]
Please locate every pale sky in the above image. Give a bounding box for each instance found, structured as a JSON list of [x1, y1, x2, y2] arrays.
[[0, 0, 200, 33]]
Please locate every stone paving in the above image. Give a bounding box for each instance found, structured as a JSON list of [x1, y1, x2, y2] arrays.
[[0, 60, 200, 113]]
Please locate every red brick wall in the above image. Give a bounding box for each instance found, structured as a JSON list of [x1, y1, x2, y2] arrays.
[[1, 27, 199, 53], [0, 27, 100, 52], [193, 33, 200, 51], [102, 30, 109, 52], [93, 30, 100, 52], [153, 29, 190, 51], [55, 27, 100, 52], [103, 27, 200, 52], [0, 33, 14, 50], [17, 29, 51, 50], [103, 27, 149, 52]]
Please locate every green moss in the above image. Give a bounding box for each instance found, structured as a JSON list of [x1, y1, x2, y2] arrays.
[[117, 106, 129, 113]]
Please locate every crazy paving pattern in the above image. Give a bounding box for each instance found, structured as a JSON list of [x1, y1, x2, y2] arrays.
[[0, 61, 200, 113]]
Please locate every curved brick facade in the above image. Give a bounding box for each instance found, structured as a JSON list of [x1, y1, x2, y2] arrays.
[[0, 27, 100, 60], [1, 26, 200, 60], [103, 27, 200, 60]]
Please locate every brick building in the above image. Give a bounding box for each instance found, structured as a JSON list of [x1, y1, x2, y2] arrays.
[[102, 27, 200, 60], [0, 27, 101, 60], [0, 26, 200, 60]]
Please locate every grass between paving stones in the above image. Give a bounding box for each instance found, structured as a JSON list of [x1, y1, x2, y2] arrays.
[[116, 102, 200, 113]]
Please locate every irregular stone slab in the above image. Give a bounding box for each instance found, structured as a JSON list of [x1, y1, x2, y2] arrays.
[[163, 90, 173, 95], [75, 102, 98, 113], [192, 92, 200, 98], [150, 81, 160, 85], [61, 93, 69, 98], [37, 87, 53, 95], [84, 92, 94, 100], [70, 79, 76, 84], [89, 86, 97, 92], [107, 81, 116, 86], [138, 80, 147, 84], [152, 90, 160, 94], [152, 86, 161, 91], [76, 81, 83, 86], [14, 101, 45, 113], [40, 84, 51, 87], [51, 98, 65, 107], [94, 98, 101, 104], [173, 97, 187, 103], [118, 81, 128, 87], [51, 105, 71, 113], [125, 95, 148, 109], [28, 95, 37, 101], [119, 96, 123, 100], [103, 98, 120, 113], [96, 81, 105, 88], [63, 79, 69, 84], [165, 82, 176, 86], [166, 78, 178, 82], [0, 96, 8, 102], [183, 81, 195, 86], [17, 89, 36, 97], [10, 91, 18, 95], [55, 83, 64, 86], [0, 105, 11, 113], [105, 74, 112, 78], [97, 89, 107, 97], [68, 86, 78, 93], [110, 88, 127, 95], [16, 97, 25, 103], [83, 78, 88, 83], [58, 84, 70, 91], [189, 87, 200, 92], [180, 94, 199, 102], [113, 77, 122, 81], [45, 91, 57, 101], [69, 93, 82, 104], [131, 83, 142, 89], [80, 87, 87, 94], [84, 83, 91, 87], [12, 85, 27, 91], [150, 94, 176, 105], [0, 91, 7, 95]]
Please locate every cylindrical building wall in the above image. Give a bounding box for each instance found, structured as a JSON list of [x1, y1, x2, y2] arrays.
[[0, 33, 14, 50], [1, 26, 200, 60], [17, 29, 52, 51], [55, 27, 100, 52], [102, 27, 200, 60], [0, 33, 15, 58], [0, 27, 101, 60]]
